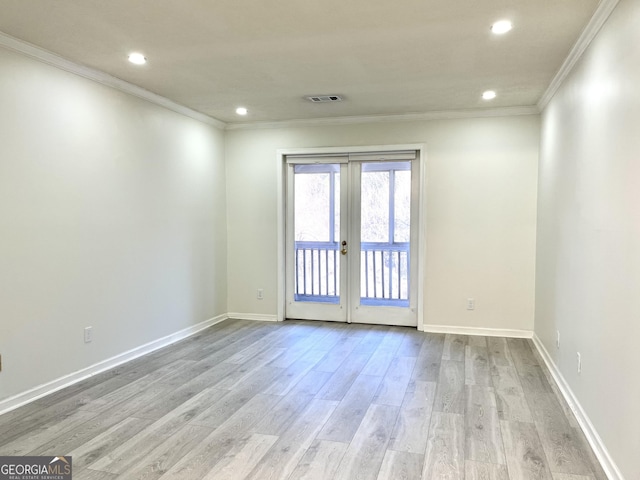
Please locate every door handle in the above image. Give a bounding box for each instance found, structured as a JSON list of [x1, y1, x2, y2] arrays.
[[341, 240, 348, 255]]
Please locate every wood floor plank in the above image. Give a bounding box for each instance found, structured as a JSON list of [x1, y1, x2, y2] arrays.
[[468, 336, 489, 348], [466, 345, 492, 386], [315, 351, 373, 401], [188, 367, 283, 428], [157, 356, 240, 389], [492, 365, 533, 423], [467, 385, 498, 408], [388, 380, 436, 454], [466, 460, 510, 480], [27, 407, 149, 457], [266, 326, 333, 369], [487, 337, 514, 369], [244, 398, 339, 480], [223, 324, 295, 364], [361, 346, 397, 377], [551, 473, 595, 480], [0, 372, 140, 445], [200, 433, 278, 480], [372, 356, 416, 406], [528, 393, 596, 477], [67, 416, 155, 470], [433, 360, 465, 414], [132, 382, 228, 421], [500, 420, 553, 480], [492, 365, 525, 394], [156, 393, 283, 480], [317, 374, 383, 443], [263, 348, 327, 396], [412, 332, 445, 382], [495, 391, 534, 423], [396, 330, 426, 357], [287, 368, 334, 397], [422, 412, 465, 480], [117, 424, 213, 480], [377, 450, 424, 480], [517, 364, 554, 396], [313, 335, 363, 373], [442, 334, 468, 361], [288, 439, 347, 480], [570, 428, 609, 480], [252, 392, 315, 436], [361, 330, 405, 377], [507, 338, 539, 369], [88, 387, 229, 473], [535, 421, 597, 477], [352, 326, 388, 354], [76, 469, 119, 480], [465, 386, 506, 465], [0, 409, 98, 456], [334, 404, 400, 480]]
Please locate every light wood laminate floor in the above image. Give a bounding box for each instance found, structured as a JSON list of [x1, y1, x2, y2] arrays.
[[0, 319, 608, 480]]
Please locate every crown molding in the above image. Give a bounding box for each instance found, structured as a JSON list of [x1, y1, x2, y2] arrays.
[[538, 0, 620, 110], [0, 31, 227, 130], [225, 106, 540, 131]]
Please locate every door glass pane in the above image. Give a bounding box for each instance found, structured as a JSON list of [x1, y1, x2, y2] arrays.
[[361, 170, 389, 243], [293, 164, 340, 303], [394, 170, 411, 243], [360, 161, 411, 307]]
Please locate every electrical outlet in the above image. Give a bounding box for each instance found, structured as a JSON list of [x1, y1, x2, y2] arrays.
[[577, 352, 581, 373], [556, 330, 560, 349], [84, 326, 93, 343], [257, 289, 264, 300], [466, 298, 475, 310]]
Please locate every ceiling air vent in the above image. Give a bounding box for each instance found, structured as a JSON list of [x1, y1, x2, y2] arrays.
[[306, 95, 343, 103]]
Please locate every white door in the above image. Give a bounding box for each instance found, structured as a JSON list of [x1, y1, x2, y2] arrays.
[[285, 151, 419, 327]]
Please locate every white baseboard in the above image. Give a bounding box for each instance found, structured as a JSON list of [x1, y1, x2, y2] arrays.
[[227, 312, 279, 322], [420, 324, 533, 338], [532, 334, 623, 480], [0, 314, 228, 416]]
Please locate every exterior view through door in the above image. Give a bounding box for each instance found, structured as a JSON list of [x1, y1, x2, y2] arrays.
[[285, 150, 419, 327]]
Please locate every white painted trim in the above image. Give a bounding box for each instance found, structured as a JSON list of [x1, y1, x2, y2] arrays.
[[276, 149, 287, 322], [0, 314, 228, 416], [532, 335, 624, 480], [226, 106, 540, 131], [538, 0, 619, 110], [421, 324, 533, 338], [0, 31, 226, 130], [227, 312, 279, 322], [417, 145, 427, 331]]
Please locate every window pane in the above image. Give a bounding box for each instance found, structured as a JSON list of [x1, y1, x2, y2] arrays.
[[394, 169, 411, 242]]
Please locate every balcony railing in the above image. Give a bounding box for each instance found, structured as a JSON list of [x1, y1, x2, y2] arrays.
[[294, 241, 410, 306]]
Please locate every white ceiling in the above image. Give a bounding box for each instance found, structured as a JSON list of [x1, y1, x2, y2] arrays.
[[0, 0, 600, 124]]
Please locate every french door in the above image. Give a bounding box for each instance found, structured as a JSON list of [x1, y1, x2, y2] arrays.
[[285, 150, 419, 327]]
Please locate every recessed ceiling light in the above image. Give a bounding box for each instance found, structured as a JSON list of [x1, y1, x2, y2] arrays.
[[482, 90, 497, 100], [236, 107, 248, 115], [491, 20, 513, 35], [128, 52, 147, 65]]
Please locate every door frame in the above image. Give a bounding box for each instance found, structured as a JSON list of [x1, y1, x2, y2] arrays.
[[277, 143, 427, 330]]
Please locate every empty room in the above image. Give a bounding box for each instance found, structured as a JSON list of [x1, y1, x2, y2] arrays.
[[0, 0, 637, 479]]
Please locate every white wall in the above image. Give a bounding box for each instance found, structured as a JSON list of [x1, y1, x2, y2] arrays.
[[0, 46, 227, 403], [225, 115, 539, 331], [535, 0, 640, 477]]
